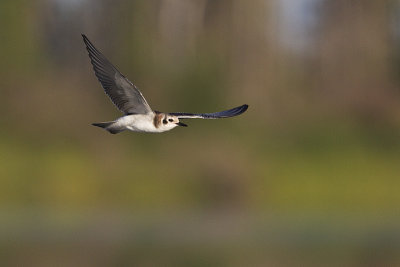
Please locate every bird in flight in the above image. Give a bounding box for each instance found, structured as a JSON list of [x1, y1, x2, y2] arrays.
[[82, 34, 248, 134]]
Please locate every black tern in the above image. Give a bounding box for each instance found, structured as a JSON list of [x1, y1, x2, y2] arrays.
[[82, 34, 248, 134]]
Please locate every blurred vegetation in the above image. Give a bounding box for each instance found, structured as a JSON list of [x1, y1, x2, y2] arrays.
[[1, 0, 400, 265]]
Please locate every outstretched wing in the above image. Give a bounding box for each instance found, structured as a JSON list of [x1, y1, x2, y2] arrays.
[[82, 34, 152, 115], [170, 104, 248, 119]]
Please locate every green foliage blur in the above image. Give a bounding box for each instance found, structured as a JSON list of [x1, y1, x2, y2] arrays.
[[1, 0, 400, 265]]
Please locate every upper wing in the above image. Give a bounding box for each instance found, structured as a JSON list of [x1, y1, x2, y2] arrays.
[[170, 104, 248, 119], [82, 34, 152, 115]]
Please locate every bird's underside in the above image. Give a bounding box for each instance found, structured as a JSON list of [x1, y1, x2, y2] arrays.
[[82, 34, 248, 134]]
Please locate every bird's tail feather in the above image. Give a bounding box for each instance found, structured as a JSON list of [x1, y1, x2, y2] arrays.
[[92, 121, 125, 134]]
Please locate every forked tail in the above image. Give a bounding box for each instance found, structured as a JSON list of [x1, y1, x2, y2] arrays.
[[92, 121, 125, 134]]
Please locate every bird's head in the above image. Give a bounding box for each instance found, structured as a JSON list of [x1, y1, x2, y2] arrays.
[[156, 113, 187, 131]]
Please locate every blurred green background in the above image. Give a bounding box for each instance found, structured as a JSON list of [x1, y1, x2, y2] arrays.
[[1, 0, 400, 266]]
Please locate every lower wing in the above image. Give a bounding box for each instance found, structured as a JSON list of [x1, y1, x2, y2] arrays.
[[170, 104, 248, 119]]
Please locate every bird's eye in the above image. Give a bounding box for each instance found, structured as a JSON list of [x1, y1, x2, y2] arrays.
[[163, 119, 168, 124], [168, 119, 173, 122]]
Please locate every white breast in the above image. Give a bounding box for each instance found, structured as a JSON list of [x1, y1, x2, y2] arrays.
[[115, 114, 173, 133]]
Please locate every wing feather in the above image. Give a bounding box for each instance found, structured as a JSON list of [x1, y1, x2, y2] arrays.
[[170, 104, 248, 119], [82, 34, 152, 114]]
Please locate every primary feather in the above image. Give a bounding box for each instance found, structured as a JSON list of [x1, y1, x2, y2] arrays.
[[170, 104, 248, 119], [82, 34, 152, 115]]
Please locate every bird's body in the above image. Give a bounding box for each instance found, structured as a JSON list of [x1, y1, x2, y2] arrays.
[[119, 114, 159, 133], [82, 34, 248, 134], [96, 112, 181, 134]]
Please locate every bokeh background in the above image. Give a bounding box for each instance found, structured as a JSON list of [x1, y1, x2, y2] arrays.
[[1, 0, 400, 266]]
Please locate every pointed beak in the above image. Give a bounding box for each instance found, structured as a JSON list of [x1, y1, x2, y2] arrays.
[[176, 122, 188, 127]]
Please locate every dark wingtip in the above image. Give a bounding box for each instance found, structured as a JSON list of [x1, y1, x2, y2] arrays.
[[232, 104, 248, 117], [82, 34, 89, 44]]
